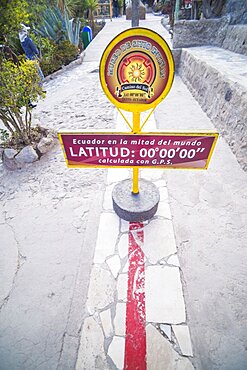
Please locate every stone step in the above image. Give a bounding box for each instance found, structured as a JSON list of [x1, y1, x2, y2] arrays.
[[177, 45, 247, 171]]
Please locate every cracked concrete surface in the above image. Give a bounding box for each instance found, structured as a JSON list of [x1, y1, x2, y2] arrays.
[[70, 77, 197, 367], [0, 14, 246, 370], [76, 166, 194, 370], [0, 28, 114, 369], [155, 77, 247, 369]]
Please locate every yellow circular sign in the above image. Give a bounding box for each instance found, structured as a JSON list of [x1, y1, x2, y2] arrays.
[[100, 27, 174, 112]]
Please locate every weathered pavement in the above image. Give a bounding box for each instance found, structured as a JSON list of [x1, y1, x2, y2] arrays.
[[0, 19, 117, 370], [0, 14, 247, 370], [155, 78, 247, 369]]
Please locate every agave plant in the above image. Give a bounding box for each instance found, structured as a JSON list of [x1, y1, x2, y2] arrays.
[[34, 7, 67, 44], [35, 6, 81, 46], [64, 10, 81, 46]]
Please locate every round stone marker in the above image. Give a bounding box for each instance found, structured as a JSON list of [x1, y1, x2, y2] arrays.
[[112, 178, 160, 222]]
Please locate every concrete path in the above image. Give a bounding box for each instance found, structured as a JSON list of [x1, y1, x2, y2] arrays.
[[0, 14, 246, 370], [0, 18, 117, 370], [155, 77, 247, 370]]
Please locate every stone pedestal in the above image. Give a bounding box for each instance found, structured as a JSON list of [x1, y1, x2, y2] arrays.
[[112, 178, 160, 222], [126, 1, 146, 20]]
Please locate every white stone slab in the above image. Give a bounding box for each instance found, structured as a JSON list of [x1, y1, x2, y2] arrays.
[[146, 324, 194, 370], [146, 266, 186, 324], [160, 324, 171, 341], [87, 266, 116, 312], [122, 260, 129, 273], [154, 180, 167, 188], [94, 213, 119, 263], [108, 336, 125, 369], [107, 255, 121, 278], [143, 219, 177, 264], [118, 234, 128, 259], [172, 325, 193, 357], [76, 316, 109, 370], [103, 184, 115, 210], [117, 274, 128, 302], [114, 303, 126, 336], [100, 309, 113, 338], [120, 219, 129, 233], [156, 201, 172, 219], [159, 186, 169, 202], [167, 254, 180, 267]]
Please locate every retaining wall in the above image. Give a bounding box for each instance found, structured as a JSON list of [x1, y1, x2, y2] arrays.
[[178, 48, 247, 171], [173, 18, 247, 56]]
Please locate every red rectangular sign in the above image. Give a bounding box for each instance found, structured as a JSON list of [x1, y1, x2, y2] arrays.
[[58, 132, 218, 169]]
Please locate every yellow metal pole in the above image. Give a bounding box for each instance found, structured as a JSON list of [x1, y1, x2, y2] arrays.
[[132, 167, 139, 194], [132, 112, 140, 194]]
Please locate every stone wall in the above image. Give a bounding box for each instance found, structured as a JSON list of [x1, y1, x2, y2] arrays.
[[173, 17, 247, 56], [223, 25, 247, 55], [178, 49, 247, 171], [173, 17, 229, 49], [222, 0, 247, 24]]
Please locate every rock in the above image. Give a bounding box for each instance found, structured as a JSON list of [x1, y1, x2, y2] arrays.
[[2, 132, 56, 171], [15, 145, 39, 164], [37, 137, 54, 154], [126, 0, 146, 20], [3, 148, 18, 160], [47, 130, 57, 139], [3, 149, 22, 170]]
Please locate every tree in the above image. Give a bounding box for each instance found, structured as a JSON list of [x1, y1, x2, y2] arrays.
[[0, 0, 57, 44], [0, 0, 29, 42], [57, 0, 89, 18], [0, 58, 44, 145], [86, 0, 99, 36]]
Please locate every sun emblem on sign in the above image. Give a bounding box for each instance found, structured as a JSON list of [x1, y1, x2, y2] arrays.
[[128, 63, 145, 82]]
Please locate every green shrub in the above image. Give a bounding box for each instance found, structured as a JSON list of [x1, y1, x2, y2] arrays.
[[40, 39, 79, 76], [55, 40, 79, 66], [0, 58, 44, 145]]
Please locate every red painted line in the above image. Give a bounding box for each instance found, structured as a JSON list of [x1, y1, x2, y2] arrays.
[[124, 222, 146, 370]]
